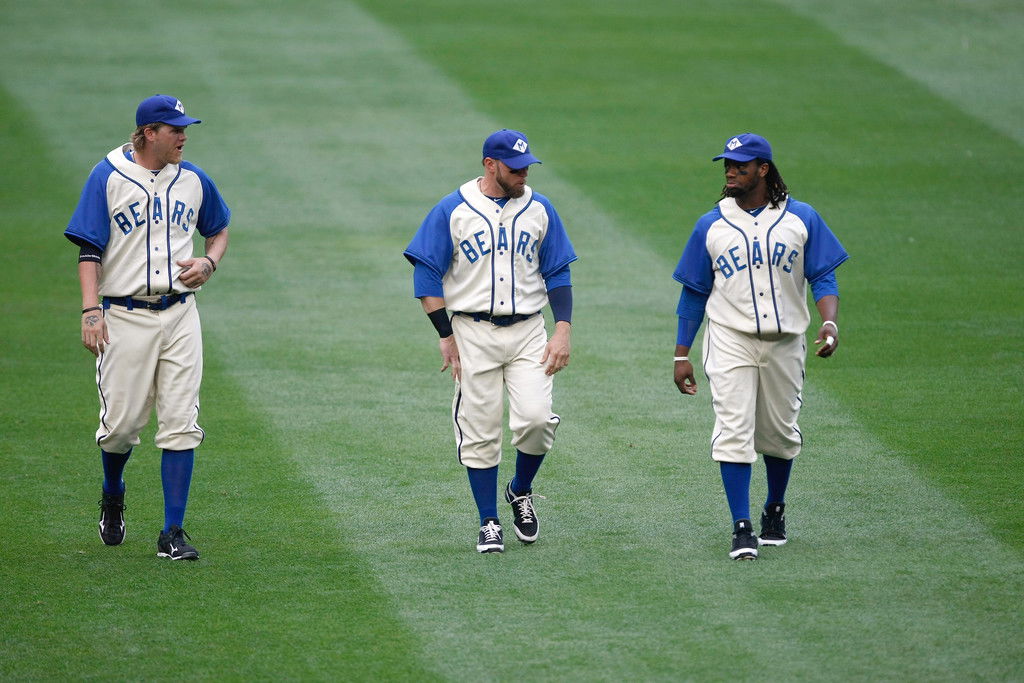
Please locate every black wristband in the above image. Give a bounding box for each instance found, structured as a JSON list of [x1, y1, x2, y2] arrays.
[[82, 306, 102, 314], [204, 255, 217, 271], [427, 308, 454, 338]]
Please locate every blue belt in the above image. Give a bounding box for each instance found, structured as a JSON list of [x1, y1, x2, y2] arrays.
[[456, 311, 537, 327], [102, 293, 190, 311]]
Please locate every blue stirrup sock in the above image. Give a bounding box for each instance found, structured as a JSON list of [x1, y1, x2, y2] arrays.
[[764, 455, 793, 508], [510, 450, 546, 495], [101, 449, 132, 495], [466, 465, 499, 525], [719, 461, 752, 523], [161, 449, 195, 532]]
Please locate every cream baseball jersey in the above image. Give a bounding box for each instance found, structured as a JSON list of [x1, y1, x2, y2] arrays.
[[65, 144, 230, 297], [404, 178, 576, 313], [673, 196, 847, 335]]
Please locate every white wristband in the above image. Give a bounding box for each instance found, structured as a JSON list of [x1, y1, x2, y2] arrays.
[[673, 356, 689, 362], [822, 320, 838, 333]]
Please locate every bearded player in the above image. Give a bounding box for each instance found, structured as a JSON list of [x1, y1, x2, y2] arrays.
[[405, 129, 577, 553], [672, 133, 848, 560], [65, 95, 231, 560]]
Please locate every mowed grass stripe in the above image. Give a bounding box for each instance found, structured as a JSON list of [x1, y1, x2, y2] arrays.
[[0, 42, 436, 683], [771, 0, 1024, 144]]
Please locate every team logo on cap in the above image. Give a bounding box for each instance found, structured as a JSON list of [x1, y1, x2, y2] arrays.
[[513, 138, 528, 153], [726, 137, 743, 150], [174, 100, 185, 114]]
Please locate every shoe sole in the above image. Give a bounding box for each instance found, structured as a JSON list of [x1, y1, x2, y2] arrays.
[[513, 526, 538, 543], [157, 551, 199, 560], [758, 536, 787, 546], [476, 545, 504, 553], [730, 549, 758, 560]]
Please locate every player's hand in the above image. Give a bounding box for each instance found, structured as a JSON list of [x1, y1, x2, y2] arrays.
[[814, 326, 838, 358], [439, 335, 461, 382], [176, 258, 214, 288], [674, 360, 697, 395], [81, 310, 109, 357], [542, 322, 571, 376]]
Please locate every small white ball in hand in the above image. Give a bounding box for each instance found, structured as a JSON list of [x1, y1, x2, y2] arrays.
[[826, 335, 835, 346]]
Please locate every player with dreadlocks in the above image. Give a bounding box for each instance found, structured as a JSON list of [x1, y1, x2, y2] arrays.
[[721, 155, 789, 208], [671, 133, 849, 560]]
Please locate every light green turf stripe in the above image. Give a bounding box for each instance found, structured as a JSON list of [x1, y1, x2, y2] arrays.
[[769, 0, 1024, 144], [4, 2, 1021, 678]]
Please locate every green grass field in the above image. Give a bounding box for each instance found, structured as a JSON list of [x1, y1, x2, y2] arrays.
[[2, 1, 1022, 680]]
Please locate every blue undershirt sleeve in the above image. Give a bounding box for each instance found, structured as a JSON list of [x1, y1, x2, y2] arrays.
[[547, 285, 573, 323], [676, 286, 708, 347]]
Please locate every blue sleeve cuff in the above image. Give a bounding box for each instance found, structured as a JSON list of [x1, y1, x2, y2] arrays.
[[544, 264, 572, 290], [413, 261, 444, 298], [810, 270, 839, 301]]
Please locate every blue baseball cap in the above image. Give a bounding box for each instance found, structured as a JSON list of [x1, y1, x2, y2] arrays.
[[712, 133, 772, 162], [136, 94, 202, 127], [483, 129, 541, 168]]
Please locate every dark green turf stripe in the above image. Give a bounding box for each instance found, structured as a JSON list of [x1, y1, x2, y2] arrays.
[[0, 84, 438, 682]]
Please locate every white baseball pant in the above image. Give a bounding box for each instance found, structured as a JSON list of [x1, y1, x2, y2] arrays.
[[451, 314, 560, 469], [702, 319, 804, 464], [95, 297, 204, 454]]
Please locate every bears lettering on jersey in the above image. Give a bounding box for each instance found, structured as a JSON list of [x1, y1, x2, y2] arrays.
[[112, 198, 197, 236], [715, 240, 800, 278], [458, 227, 538, 264]]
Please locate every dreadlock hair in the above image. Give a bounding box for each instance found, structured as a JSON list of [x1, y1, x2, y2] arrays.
[[719, 158, 790, 209], [762, 159, 789, 208]]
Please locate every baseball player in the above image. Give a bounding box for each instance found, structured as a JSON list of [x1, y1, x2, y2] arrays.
[[65, 94, 231, 561], [404, 129, 577, 553], [672, 133, 848, 560]]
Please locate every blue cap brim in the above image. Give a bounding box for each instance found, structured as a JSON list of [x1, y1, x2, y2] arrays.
[[496, 152, 541, 169], [159, 114, 202, 127], [712, 151, 758, 162]]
